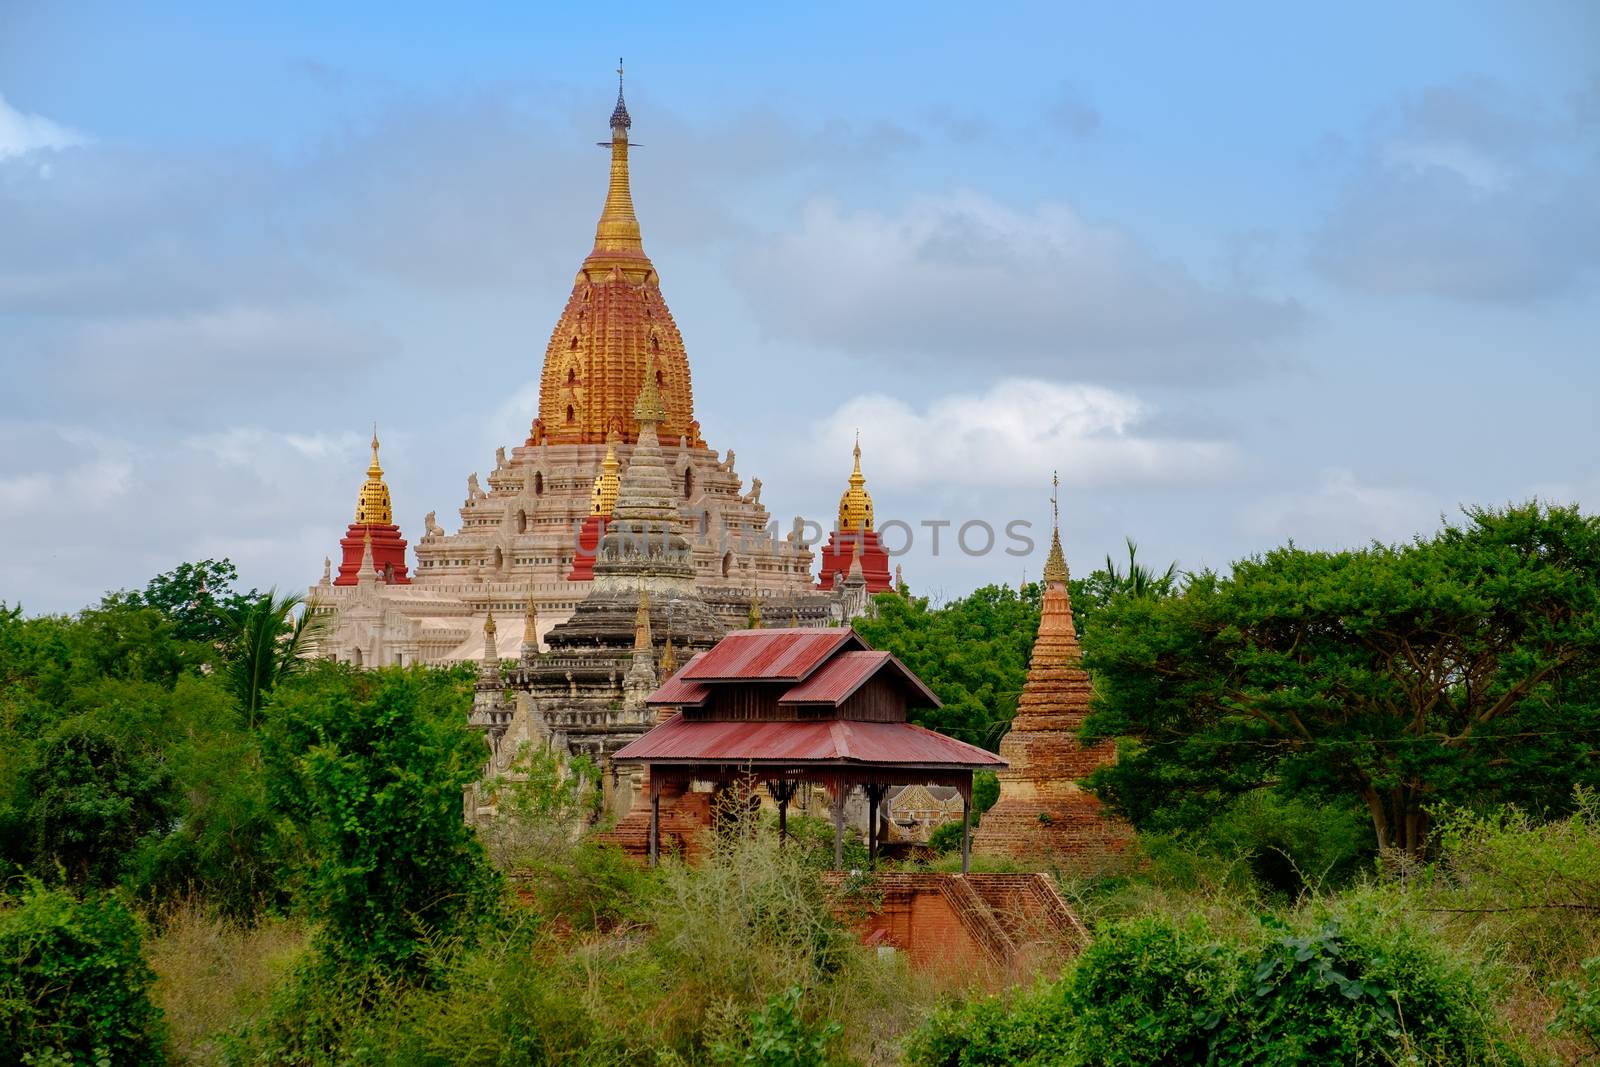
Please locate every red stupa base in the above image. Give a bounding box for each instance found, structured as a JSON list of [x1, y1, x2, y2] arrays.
[[566, 515, 610, 581], [816, 529, 893, 592], [334, 523, 411, 585]]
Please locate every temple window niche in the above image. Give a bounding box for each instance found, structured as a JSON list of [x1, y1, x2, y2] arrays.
[[534, 472, 545, 496], [683, 466, 694, 500], [566, 405, 575, 424], [493, 548, 504, 569], [516, 508, 528, 533]]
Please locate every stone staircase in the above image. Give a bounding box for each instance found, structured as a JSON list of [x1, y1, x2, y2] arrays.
[[826, 871, 1087, 977]]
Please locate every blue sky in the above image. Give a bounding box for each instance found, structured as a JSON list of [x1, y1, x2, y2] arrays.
[[1, 2, 1596, 611]]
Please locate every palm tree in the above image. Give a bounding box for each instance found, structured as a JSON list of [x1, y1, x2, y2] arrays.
[[1103, 537, 1179, 600], [218, 589, 326, 728]]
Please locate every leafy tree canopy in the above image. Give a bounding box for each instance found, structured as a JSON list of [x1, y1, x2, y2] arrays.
[[1082, 502, 1600, 858]]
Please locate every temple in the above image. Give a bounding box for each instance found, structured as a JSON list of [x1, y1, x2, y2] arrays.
[[971, 480, 1134, 864], [308, 72, 868, 667], [815, 436, 893, 594]]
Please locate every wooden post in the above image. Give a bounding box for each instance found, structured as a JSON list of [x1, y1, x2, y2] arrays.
[[648, 775, 662, 867], [960, 784, 972, 875], [832, 781, 846, 871], [867, 785, 880, 867]]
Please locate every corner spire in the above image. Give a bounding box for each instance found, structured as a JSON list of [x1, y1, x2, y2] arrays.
[[355, 428, 394, 525], [633, 354, 667, 426], [633, 587, 653, 650]]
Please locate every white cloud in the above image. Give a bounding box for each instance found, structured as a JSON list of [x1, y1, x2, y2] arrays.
[[1313, 79, 1600, 301], [0, 421, 363, 611], [818, 379, 1236, 492], [734, 192, 1302, 382], [0, 94, 85, 159], [1243, 469, 1442, 550]]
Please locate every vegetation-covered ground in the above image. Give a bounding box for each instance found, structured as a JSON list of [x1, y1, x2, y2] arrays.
[[2, 502, 1598, 1064]]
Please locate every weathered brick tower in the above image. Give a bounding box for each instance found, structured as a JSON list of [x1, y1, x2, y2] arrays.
[[972, 486, 1133, 865]]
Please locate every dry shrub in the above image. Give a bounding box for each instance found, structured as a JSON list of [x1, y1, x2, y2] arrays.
[[144, 901, 309, 1065]]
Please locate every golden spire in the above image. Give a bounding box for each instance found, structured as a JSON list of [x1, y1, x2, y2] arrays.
[[590, 435, 622, 516], [747, 590, 763, 629], [591, 58, 642, 261], [634, 354, 667, 425], [659, 634, 677, 675], [522, 594, 539, 647], [836, 431, 874, 531], [1043, 470, 1069, 587], [633, 588, 653, 650], [355, 428, 394, 525]]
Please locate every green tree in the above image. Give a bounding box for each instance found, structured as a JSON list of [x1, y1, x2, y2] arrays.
[[21, 719, 175, 887], [262, 665, 501, 979], [854, 584, 1042, 747], [1083, 502, 1600, 859], [218, 589, 325, 729], [126, 558, 258, 645]]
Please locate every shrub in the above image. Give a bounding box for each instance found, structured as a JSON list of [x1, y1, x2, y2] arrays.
[[712, 985, 843, 1067], [1549, 955, 1600, 1063], [904, 905, 1522, 1066], [0, 882, 167, 1066]]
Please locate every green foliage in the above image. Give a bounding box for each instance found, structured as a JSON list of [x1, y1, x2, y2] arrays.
[[1421, 791, 1600, 983], [1192, 788, 1373, 897], [856, 584, 1041, 748], [18, 719, 175, 889], [1549, 956, 1600, 1062], [712, 985, 842, 1067], [217, 589, 325, 730], [1083, 502, 1600, 858], [261, 665, 501, 979], [125, 558, 259, 647], [0, 882, 167, 1067], [905, 905, 1520, 1065]]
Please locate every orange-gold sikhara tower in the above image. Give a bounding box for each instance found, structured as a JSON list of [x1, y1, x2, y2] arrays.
[[972, 475, 1132, 865], [533, 60, 699, 448]]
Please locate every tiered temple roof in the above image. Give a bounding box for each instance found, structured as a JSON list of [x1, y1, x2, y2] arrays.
[[972, 490, 1133, 865], [333, 433, 410, 586]]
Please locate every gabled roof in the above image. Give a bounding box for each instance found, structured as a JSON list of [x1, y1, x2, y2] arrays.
[[613, 714, 1005, 770], [647, 652, 712, 707], [677, 627, 868, 683], [778, 650, 942, 709]]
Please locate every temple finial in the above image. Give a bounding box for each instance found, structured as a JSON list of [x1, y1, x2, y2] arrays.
[[1043, 470, 1069, 587], [837, 433, 874, 531], [355, 430, 393, 525], [610, 57, 631, 131]]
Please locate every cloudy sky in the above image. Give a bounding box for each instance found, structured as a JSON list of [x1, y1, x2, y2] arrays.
[[2, 2, 1596, 613]]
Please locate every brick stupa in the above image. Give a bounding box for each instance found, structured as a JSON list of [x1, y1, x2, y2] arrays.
[[972, 495, 1132, 864]]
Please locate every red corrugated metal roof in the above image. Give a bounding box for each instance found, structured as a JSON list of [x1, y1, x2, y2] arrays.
[[678, 627, 867, 682], [778, 651, 942, 709], [647, 652, 713, 706], [613, 714, 1004, 769]]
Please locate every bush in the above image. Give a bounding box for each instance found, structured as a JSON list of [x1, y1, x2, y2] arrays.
[[0, 882, 167, 1066], [904, 905, 1522, 1066]]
